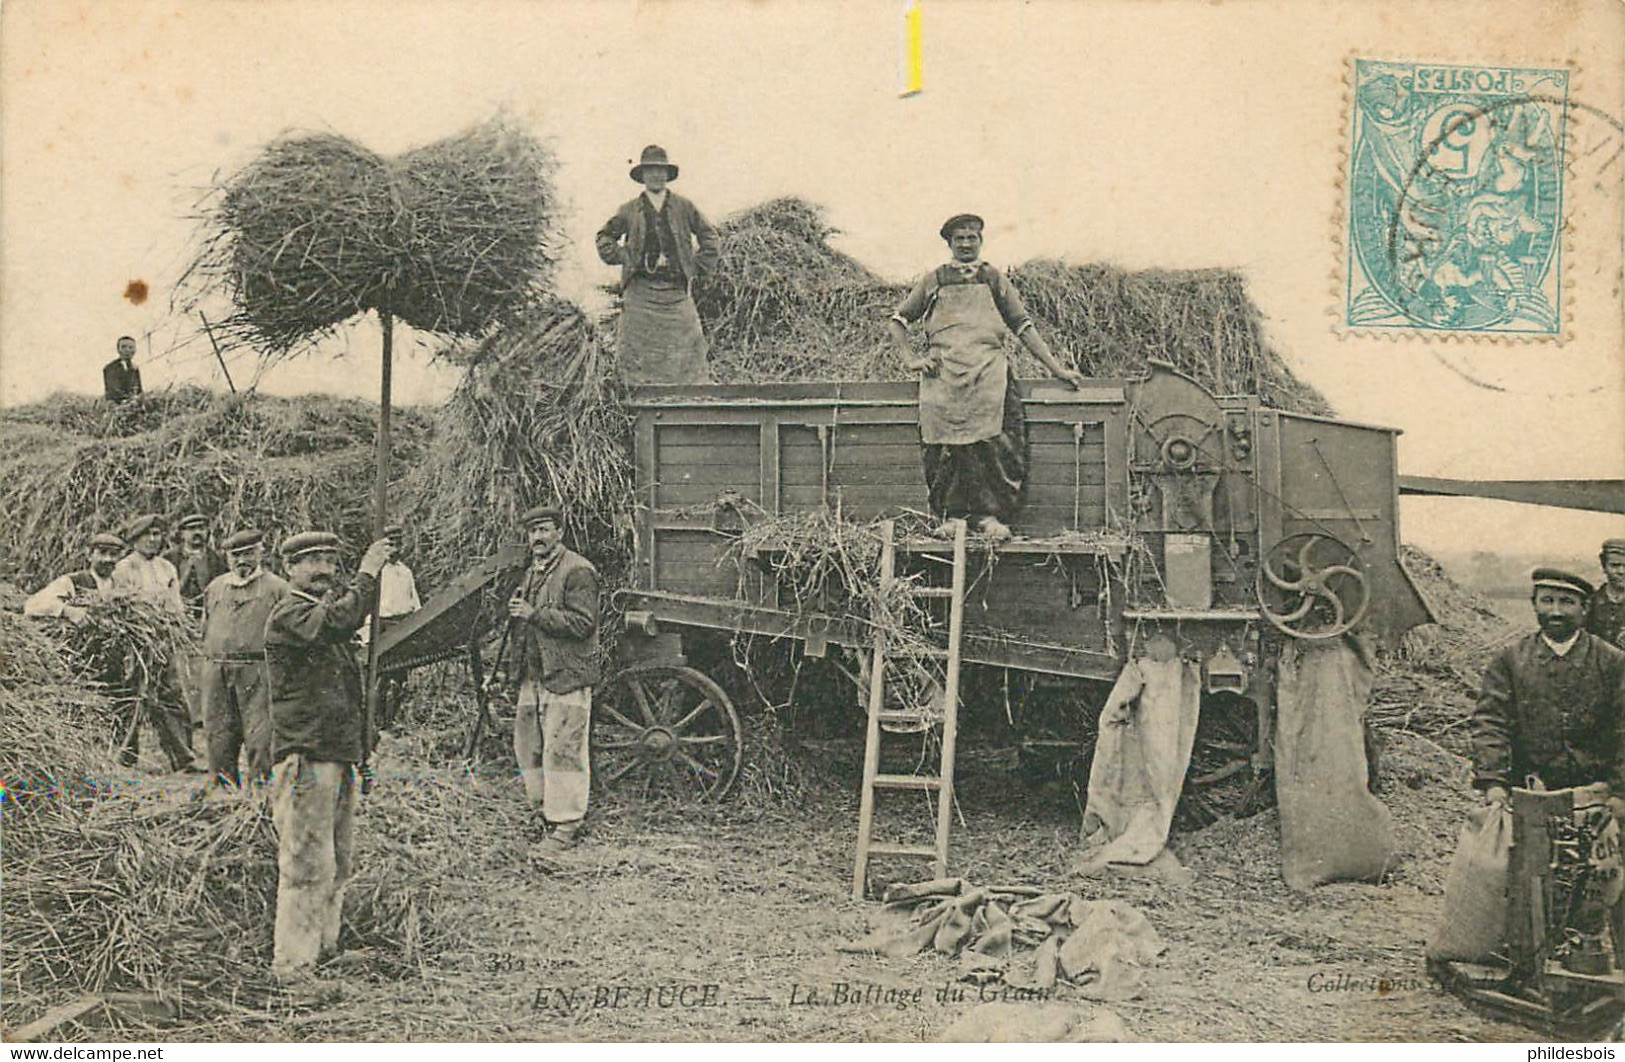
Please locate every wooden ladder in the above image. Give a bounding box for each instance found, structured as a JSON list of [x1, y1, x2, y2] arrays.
[[851, 517, 968, 900]]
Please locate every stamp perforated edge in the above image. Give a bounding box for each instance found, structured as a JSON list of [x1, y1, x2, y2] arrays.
[[1330, 52, 1583, 345]]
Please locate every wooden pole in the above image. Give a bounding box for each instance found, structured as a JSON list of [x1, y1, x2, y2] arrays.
[[362, 310, 394, 790], [197, 313, 238, 394]]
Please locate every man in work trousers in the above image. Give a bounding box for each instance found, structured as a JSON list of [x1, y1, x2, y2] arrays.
[[506, 504, 599, 857], [112, 513, 198, 771], [1586, 539, 1625, 649], [595, 144, 721, 384], [168, 513, 227, 750], [1471, 568, 1625, 961], [265, 530, 393, 978], [357, 523, 422, 731], [200, 528, 289, 789]]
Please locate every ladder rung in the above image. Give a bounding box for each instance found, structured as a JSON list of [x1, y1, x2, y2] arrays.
[[872, 773, 942, 791], [875, 710, 940, 726], [864, 842, 940, 859], [894, 646, 949, 658], [908, 586, 957, 599]]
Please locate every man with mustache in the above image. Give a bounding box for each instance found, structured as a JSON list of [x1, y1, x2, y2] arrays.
[[199, 528, 288, 788], [24, 531, 125, 624], [264, 529, 393, 980], [504, 504, 599, 857], [1471, 568, 1625, 809]]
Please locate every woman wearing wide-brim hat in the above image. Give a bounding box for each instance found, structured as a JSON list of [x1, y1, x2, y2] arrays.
[[888, 214, 1088, 541], [595, 145, 722, 385]]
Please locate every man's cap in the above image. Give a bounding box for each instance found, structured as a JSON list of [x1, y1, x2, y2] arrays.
[[1532, 567, 1594, 598], [124, 513, 165, 541], [1601, 538, 1625, 559], [89, 532, 126, 551], [280, 531, 343, 561], [939, 213, 985, 240], [630, 144, 678, 183], [520, 504, 563, 528], [222, 529, 265, 553], [177, 513, 209, 531]]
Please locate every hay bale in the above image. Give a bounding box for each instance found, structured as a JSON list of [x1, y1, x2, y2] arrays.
[[180, 117, 562, 358], [410, 300, 634, 585]]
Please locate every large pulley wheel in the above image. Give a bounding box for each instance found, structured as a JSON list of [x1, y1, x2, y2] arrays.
[[1258, 533, 1370, 640], [596, 664, 742, 800]]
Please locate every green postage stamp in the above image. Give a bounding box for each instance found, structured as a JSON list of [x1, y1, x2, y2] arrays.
[[1344, 59, 1569, 337]]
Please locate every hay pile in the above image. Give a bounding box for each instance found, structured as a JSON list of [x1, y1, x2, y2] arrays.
[[0, 603, 506, 1031], [179, 118, 561, 359], [1370, 546, 1518, 752], [692, 196, 1332, 416], [409, 300, 634, 585], [0, 387, 430, 590]]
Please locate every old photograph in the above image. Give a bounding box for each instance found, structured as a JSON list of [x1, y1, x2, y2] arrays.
[[2, 0, 1623, 1044]]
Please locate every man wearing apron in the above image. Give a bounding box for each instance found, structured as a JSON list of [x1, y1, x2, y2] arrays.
[[595, 145, 721, 385], [888, 213, 1087, 540]]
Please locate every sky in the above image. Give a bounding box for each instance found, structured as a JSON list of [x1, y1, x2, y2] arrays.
[[1, 0, 1621, 562]]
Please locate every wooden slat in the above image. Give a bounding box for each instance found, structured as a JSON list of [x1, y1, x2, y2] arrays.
[[653, 465, 764, 488], [658, 443, 767, 466], [656, 423, 763, 446]]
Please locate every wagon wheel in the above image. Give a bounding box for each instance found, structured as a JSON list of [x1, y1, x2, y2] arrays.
[[1257, 532, 1369, 640], [1177, 693, 1270, 829], [595, 664, 743, 800]]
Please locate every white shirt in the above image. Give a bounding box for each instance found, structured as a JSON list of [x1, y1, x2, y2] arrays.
[[23, 571, 114, 619], [642, 188, 669, 212], [112, 552, 184, 614], [378, 561, 421, 619], [1541, 631, 1582, 657]]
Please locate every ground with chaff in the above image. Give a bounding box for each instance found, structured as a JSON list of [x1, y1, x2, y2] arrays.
[[3, 648, 1528, 1042]]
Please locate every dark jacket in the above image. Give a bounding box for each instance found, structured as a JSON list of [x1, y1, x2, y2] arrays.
[[1471, 630, 1625, 791], [265, 572, 377, 764], [166, 546, 228, 618], [595, 192, 720, 289], [103, 359, 142, 403], [511, 548, 599, 695], [1587, 589, 1625, 649]]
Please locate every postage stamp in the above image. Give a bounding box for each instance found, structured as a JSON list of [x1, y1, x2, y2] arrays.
[[1344, 59, 1570, 337]]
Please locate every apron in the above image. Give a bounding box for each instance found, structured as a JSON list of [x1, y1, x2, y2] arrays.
[[918, 281, 1010, 445], [617, 277, 713, 385]]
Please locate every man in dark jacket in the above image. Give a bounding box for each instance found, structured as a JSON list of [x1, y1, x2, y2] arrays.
[[595, 145, 720, 385], [102, 336, 143, 403], [505, 504, 599, 856], [1471, 568, 1625, 807], [264, 529, 392, 979], [1586, 539, 1625, 649]]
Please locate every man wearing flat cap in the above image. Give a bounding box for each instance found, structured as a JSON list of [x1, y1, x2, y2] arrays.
[[24, 532, 125, 624], [1471, 567, 1625, 809], [264, 529, 394, 978], [888, 213, 1088, 541], [112, 513, 198, 771], [499, 503, 599, 857], [167, 513, 227, 749], [199, 529, 289, 788], [1586, 539, 1625, 649], [595, 145, 721, 385]]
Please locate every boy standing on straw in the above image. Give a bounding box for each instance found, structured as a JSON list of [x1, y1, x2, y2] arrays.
[[596, 145, 720, 384], [888, 214, 1088, 541], [264, 530, 393, 980]]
